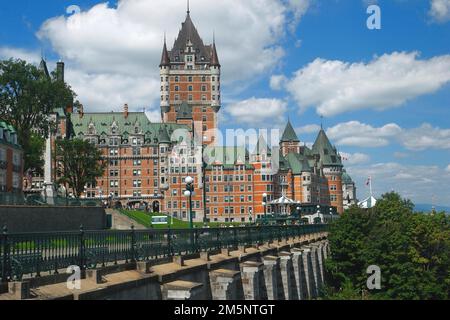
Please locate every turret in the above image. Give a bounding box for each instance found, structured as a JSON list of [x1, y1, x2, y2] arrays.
[[160, 37, 170, 115], [280, 119, 300, 156]]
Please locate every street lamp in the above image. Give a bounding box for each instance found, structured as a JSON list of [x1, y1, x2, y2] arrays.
[[317, 205, 322, 222], [262, 193, 268, 222], [185, 176, 194, 229], [109, 192, 114, 208], [329, 207, 333, 223]]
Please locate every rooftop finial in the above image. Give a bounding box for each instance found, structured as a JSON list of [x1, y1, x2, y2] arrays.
[[187, 0, 190, 14], [320, 115, 324, 130]]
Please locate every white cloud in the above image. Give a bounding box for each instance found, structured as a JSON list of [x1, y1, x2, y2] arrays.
[[340, 152, 371, 165], [0, 47, 41, 64], [326, 121, 450, 151], [446, 164, 450, 172], [326, 121, 402, 147], [225, 97, 287, 126], [429, 0, 450, 23], [22, 0, 311, 114], [296, 124, 321, 134], [270, 74, 287, 90], [393, 152, 409, 159], [286, 0, 311, 32], [348, 162, 450, 206], [64, 68, 161, 112], [399, 123, 450, 151], [283, 51, 450, 116]]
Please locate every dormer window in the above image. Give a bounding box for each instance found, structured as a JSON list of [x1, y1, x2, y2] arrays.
[[111, 121, 118, 134], [88, 123, 95, 135]]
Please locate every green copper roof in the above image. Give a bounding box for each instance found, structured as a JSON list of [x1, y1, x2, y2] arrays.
[[312, 129, 342, 167], [281, 120, 300, 143], [0, 121, 20, 147], [286, 152, 312, 174], [342, 169, 353, 183], [205, 146, 253, 170], [278, 151, 290, 171], [71, 112, 190, 145], [157, 124, 171, 144], [176, 101, 193, 120]]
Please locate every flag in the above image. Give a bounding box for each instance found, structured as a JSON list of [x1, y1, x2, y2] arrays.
[[366, 176, 371, 186]]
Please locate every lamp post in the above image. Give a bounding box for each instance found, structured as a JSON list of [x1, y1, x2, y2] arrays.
[[262, 193, 268, 223], [316, 204, 321, 224], [109, 192, 114, 208], [201, 142, 208, 226], [329, 207, 333, 223], [184, 176, 194, 229]]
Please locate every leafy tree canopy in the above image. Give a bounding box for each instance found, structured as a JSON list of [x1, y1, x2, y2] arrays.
[[0, 58, 76, 172], [324, 192, 450, 300], [56, 138, 106, 198]]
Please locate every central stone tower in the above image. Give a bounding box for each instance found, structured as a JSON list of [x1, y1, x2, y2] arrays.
[[159, 6, 221, 145]]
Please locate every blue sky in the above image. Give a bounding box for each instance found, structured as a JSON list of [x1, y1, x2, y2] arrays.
[[1, 0, 450, 205]]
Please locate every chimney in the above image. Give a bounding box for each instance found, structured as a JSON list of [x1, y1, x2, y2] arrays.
[[56, 60, 65, 83], [124, 104, 129, 118], [78, 104, 84, 118], [66, 105, 73, 114]]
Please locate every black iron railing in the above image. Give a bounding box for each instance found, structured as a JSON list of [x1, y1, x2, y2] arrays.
[[0, 224, 327, 282]]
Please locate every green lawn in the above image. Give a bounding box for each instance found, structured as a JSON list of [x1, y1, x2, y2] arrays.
[[119, 209, 245, 229]]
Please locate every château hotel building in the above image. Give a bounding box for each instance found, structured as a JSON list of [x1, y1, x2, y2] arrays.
[[30, 8, 357, 222]]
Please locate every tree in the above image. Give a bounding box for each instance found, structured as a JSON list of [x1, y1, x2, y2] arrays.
[[25, 133, 45, 176], [324, 192, 450, 300], [0, 58, 76, 172], [55, 139, 106, 198]]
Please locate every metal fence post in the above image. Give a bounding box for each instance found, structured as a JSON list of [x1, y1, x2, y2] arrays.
[[78, 225, 85, 270], [1, 226, 10, 282], [194, 229, 199, 253], [167, 228, 173, 257], [130, 225, 136, 263]]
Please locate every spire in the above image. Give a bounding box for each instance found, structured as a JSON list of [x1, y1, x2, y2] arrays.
[[39, 57, 50, 79], [171, 8, 208, 62], [187, 0, 190, 15], [159, 35, 170, 67], [210, 33, 220, 67], [281, 119, 300, 143], [254, 135, 271, 155], [312, 128, 342, 166]]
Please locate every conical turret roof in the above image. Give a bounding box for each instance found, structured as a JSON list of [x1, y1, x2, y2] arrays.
[[170, 11, 209, 63], [281, 120, 300, 143], [159, 38, 170, 67], [312, 129, 342, 166], [253, 135, 271, 155], [210, 41, 220, 67]]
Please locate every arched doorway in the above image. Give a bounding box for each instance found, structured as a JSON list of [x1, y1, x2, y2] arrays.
[[152, 201, 160, 213]]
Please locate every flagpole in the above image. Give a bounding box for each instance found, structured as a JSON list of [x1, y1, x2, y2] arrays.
[[369, 176, 373, 198]]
